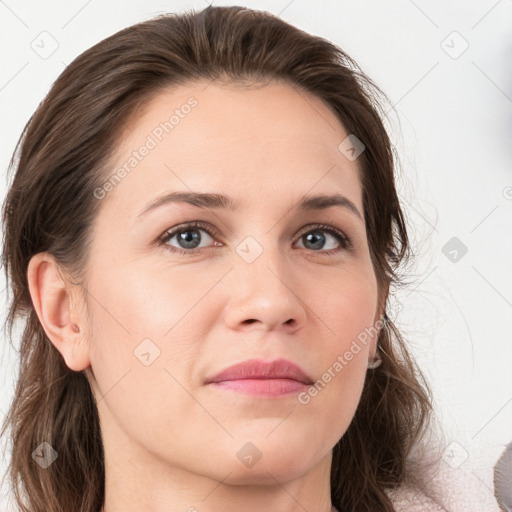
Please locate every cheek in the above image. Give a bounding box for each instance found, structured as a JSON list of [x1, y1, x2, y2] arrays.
[[83, 257, 225, 411], [83, 263, 207, 455], [86, 256, 216, 346], [302, 267, 378, 412], [309, 265, 379, 348]]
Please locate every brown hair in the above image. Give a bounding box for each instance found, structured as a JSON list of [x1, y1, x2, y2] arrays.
[[1, 5, 443, 511]]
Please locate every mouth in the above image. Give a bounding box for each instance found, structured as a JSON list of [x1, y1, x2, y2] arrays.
[[205, 358, 314, 397], [208, 378, 310, 397]]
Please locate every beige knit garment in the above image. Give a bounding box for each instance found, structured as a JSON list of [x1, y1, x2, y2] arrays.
[[385, 459, 501, 512]]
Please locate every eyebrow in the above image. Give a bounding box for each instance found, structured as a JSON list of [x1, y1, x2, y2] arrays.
[[135, 191, 363, 221]]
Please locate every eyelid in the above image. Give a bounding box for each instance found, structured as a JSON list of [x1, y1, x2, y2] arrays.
[[294, 223, 353, 251], [157, 220, 221, 249], [158, 220, 353, 255]]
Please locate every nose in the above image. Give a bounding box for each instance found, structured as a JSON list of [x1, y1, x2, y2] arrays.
[[222, 243, 308, 333]]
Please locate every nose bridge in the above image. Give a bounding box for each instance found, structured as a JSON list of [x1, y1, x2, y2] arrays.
[[223, 233, 306, 331], [236, 233, 289, 290]]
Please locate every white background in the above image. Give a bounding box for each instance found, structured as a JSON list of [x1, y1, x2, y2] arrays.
[[0, 0, 511, 510]]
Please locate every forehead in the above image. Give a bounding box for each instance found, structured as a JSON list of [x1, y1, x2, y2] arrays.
[[101, 80, 363, 218]]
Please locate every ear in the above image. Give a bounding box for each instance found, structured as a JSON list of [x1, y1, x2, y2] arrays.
[[27, 252, 91, 372]]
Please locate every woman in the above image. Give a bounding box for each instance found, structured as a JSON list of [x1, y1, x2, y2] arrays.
[[1, 5, 453, 511]]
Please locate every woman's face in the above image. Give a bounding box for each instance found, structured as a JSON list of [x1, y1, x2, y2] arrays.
[[81, 80, 383, 486]]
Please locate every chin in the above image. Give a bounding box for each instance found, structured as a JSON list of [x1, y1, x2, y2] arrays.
[[222, 458, 309, 486]]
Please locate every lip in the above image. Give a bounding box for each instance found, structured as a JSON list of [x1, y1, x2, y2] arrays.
[[206, 358, 314, 384], [205, 358, 314, 397]]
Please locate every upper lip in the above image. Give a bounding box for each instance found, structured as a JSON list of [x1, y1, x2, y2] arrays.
[[206, 358, 314, 385]]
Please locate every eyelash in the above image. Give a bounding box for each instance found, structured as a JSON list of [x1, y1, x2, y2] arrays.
[[157, 221, 353, 257]]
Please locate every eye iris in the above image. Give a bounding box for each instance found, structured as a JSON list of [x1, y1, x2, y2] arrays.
[[303, 230, 326, 250], [178, 229, 201, 249]]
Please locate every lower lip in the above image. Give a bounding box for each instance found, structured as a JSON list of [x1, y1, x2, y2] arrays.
[[209, 378, 310, 397]]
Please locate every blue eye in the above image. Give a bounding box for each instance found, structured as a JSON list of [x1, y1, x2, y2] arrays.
[[158, 221, 219, 254], [296, 225, 352, 253], [158, 221, 352, 256]]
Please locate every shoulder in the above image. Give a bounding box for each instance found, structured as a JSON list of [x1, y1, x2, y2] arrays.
[[385, 460, 502, 512], [385, 484, 447, 512]]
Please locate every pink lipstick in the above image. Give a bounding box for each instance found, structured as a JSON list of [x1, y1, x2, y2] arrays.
[[205, 358, 313, 397]]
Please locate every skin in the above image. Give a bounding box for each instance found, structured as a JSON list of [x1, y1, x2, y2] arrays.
[[27, 80, 386, 512]]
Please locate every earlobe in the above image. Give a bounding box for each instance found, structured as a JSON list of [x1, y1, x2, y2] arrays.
[[27, 252, 91, 372]]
